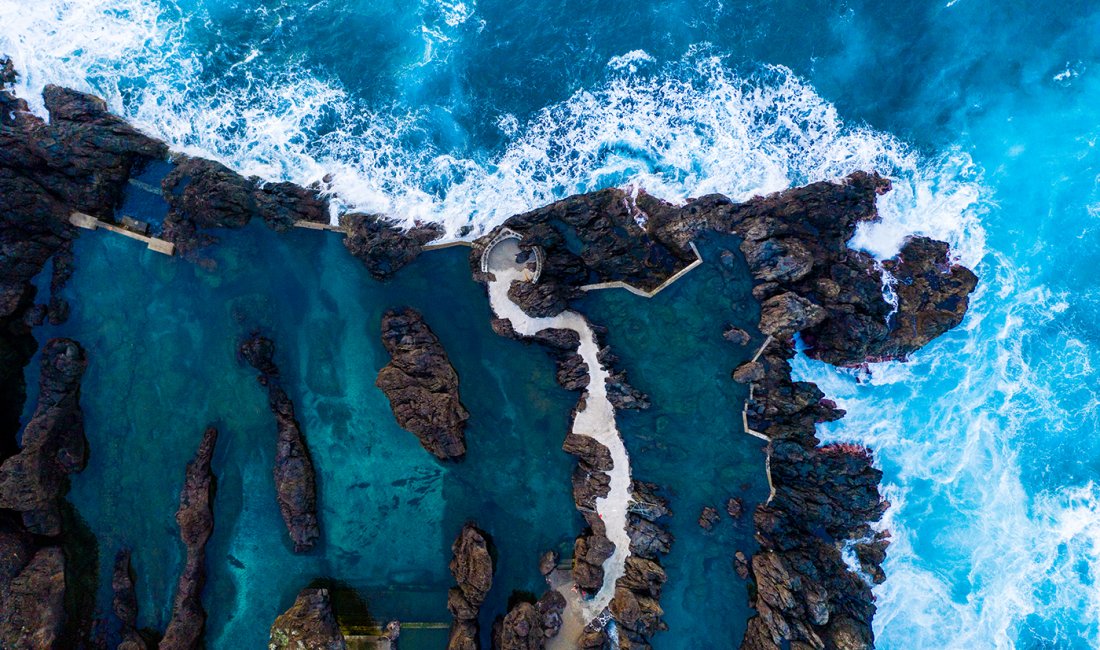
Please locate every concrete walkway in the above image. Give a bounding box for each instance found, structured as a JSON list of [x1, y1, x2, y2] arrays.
[[484, 251, 632, 648]]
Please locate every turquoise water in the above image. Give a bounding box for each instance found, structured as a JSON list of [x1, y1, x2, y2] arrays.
[[580, 232, 766, 648], [6, 0, 1100, 647], [28, 225, 584, 648]]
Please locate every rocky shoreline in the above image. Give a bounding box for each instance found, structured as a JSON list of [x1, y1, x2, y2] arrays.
[[0, 71, 976, 649]]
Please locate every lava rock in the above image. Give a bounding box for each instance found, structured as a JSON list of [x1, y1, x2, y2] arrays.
[[698, 506, 720, 531], [0, 546, 65, 649], [342, 213, 443, 280], [112, 549, 148, 649], [240, 334, 320, 552], [377, 308, 469, 460], [447, 523, 493, 650], [161, 426, 217, 650], [0, 338, 87, 535], [269, 588, 347, 650]]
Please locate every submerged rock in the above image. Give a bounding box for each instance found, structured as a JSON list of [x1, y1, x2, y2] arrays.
[[269, 588, 347, 650], [697, 506, 720, 531], [161, 426, 217, 650], [240, 334, 321, 553], [376, 308, 469, 460], [0, 338, 87, 535]]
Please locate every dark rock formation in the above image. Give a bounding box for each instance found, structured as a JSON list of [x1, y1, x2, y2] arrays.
[[0, 544, 66, 648], [240, 334, 320, 553], [536, 590, 566, 641], [732, 360, 765, 384], [0, 338, 87, 535], [112, 549, 149, 650], [538, 550, 559, 577], [342, 213, 443, 280], [469, 189, 698, 318], [562, 432, 614, 596], [880, 236, 978, 358], [724, 326, 752, 346], [269, 588, 348, 650], [0, 80, 163, 457], [710, 176, 976, 650], [0, 57, 15, 86], [376, 308, 468, 460], [726, 497, 744, 519], [610, 481, 673, 649], [698, 506, 720, 531], [496, 601, 542, 650], [734, 551, 750, 580], [161, 426, 217, 650], [161, 156, 328, 262], [447, 523, 494, 650]]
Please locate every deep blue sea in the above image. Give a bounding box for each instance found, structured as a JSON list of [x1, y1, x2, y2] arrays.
[[3, 0, 1100, 648]]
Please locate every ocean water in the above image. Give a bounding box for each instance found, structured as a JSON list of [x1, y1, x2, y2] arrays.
[[4, 0, 1100, 648]]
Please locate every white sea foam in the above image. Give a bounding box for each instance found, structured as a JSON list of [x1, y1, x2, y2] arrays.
[[0, 0, 981, 242]]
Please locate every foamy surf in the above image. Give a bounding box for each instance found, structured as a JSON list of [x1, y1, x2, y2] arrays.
[[1, 0, 976, 245]]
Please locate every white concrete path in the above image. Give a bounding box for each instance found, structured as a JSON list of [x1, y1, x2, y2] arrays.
[[484, 248, 632, 649]]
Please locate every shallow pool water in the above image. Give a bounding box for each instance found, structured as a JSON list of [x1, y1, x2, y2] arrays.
[[23, 221, 765, 648]]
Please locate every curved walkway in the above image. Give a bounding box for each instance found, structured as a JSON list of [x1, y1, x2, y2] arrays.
[[484, 256, 632, 647]]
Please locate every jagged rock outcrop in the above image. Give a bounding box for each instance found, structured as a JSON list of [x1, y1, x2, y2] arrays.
[[161, 156, 329, 262], [609, 481, 673, 649], [269, 588, 348, 650], [0, 338, 87, 535], [698, 506, 720, 531], [342, 213, 443, 280], [495, 601, 542, 650], [447, 523, 494, 650], [241, 334, 321, 553], [880, 236, 978, 357], [161, 426, 217, 650], [376, 308, 469, 460], [0, 544, 66, 649], [715, 176, 976, 650], [470, 189, 697, 318], [0, 79, 163, 456], [112, 549, 149, 650]]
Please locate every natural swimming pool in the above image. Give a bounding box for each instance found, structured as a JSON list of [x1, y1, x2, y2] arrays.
[[23, 220, 766, 649]]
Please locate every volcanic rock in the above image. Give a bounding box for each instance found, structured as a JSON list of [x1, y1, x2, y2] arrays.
[[377, 308, 469, 460], [342, 213, 443, 280], [496, 601, 542, 650], [0, 338, 87, 535], [112, 549, 148, 650], [161, 426, 217, 650], [269, 588, 347, 650], [240, 334, 320, 552], [447, 523, 493, 650], [0, 545, 65, 649], [698, 506, 720, 531]]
